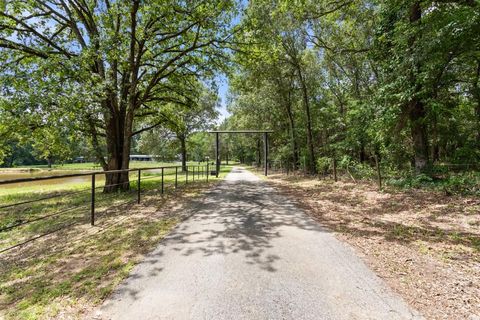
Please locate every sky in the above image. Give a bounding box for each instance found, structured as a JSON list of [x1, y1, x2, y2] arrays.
[[217, 74, 231, 124]]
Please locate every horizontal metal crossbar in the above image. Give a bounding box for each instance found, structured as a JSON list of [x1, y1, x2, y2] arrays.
[[208, 130, 273, 133]]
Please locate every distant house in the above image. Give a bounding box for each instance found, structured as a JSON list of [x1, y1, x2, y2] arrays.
[[73, 156, 86, 163], [129, 155, 158, 161]]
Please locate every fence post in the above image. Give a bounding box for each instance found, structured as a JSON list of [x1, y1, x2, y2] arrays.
[[90, 173, 95, 226], [161, 167, 164, 194], [175, 167, 178, 189], [333, 158, 338, 182], [137, 169, 141, 204], [206, 163, 209, 182], [375, 154, 382, 189]]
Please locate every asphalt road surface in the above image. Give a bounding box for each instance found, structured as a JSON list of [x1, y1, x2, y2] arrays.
[[96, 167, 422, 320]]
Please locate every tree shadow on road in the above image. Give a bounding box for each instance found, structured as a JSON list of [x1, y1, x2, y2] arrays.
[[132, 178, 326, 276]]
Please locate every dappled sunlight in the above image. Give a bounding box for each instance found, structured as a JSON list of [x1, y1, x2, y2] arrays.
[[126, 171, 325, 275]]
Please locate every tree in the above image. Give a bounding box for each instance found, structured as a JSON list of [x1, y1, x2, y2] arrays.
[[137, 128, 178, 162], [159, 84, 219, 171], [30, 126, 77, 168], [0, 0, 237, 190]]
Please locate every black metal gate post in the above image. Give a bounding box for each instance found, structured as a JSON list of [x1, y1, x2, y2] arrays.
[[206, 162, 209, 182], [208, 130, 273, 176], [90, 173, 95, 226], [215, 132, 220, 178], [161, 167, 164, 194], [137, 169, 141, 204], [175, 167, 178, 189], [264, 132, 268, 176]]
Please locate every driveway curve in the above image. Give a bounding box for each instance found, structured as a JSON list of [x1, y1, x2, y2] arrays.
[[96, 167, 422, 320]]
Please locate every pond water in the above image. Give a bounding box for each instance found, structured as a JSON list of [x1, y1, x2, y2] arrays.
[[0, 170, 105, 190]]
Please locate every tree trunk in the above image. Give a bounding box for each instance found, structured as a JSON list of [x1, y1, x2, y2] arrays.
[[359, 141, 366, 163], [103, 2, 139, 193], [275, 72, 299, 170], [408, 2, 429, 173], [103, 114, 128, 192], [285, 101, 299, 170], [179, 134, 187, 172], [409, 99, 429, 172], [226, 144, 229, 165], [476, 100, 480, 148], [432, 114, 440, 163], [472, 59, 480, 148], [256, 139, 261, 167], [102, 100, 133, 193], [297, 66, 317, 174]]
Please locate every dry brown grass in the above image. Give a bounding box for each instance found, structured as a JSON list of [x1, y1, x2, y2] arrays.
[[266, 172, 480, 320]]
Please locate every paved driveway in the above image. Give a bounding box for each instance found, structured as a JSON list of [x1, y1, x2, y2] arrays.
[[96, 167, 422, 320]]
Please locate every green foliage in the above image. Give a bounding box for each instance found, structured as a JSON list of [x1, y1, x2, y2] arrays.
[[386, 171, 480, 196], [226, 0, 480, 185], [316, 157, 332, 174]]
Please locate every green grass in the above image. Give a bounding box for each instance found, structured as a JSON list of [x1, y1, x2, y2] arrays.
[[0, 165, 233, 319]]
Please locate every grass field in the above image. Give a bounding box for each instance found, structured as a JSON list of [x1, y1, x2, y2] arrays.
[[0, 165, 233, 319]]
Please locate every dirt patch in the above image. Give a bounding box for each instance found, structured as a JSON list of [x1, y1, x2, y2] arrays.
[[266, 173, 480, 320]]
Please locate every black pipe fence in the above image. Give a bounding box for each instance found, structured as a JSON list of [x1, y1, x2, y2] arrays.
[[0, 163, 211, 255]]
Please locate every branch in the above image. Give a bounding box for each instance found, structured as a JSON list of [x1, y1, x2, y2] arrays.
[[0, 11, 75, 58], [130, 121, 165, 137], [0, 39, 49, 58]]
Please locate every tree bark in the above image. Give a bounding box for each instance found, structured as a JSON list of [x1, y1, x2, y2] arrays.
[[472, 59, 480, 148], [359, 140, 366, 163], [409, 99, 429, 172], [179, 134, 187, 172], [103, 105, 131, 192], [432, 114, 440, 162], [285, 100, 299, 170]]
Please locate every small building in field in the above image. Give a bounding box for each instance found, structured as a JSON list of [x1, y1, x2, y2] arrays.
[[129, 155, 158, 161]]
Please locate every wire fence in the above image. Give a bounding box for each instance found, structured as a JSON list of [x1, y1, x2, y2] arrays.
[[253, 158, 480, 190], [0, 164, 213, 255]]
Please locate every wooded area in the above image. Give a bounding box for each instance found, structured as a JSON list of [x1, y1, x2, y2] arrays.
[[224, 0, 480, 186]]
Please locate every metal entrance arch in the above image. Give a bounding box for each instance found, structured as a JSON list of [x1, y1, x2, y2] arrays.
[[209, 130, 273, 177]]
